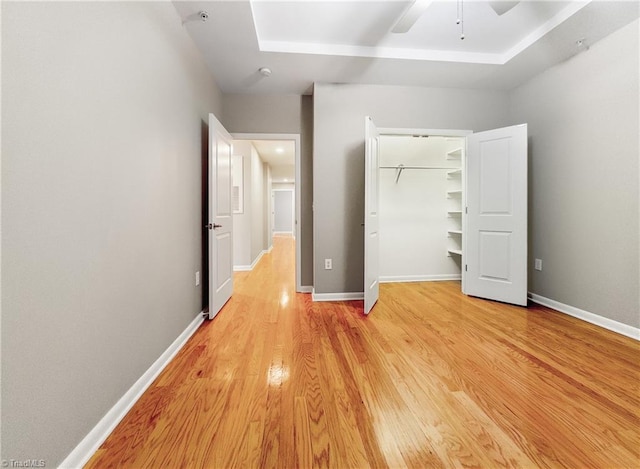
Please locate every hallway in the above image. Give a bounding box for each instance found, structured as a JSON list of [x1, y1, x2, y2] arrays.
[[87, 236, 639, 468]]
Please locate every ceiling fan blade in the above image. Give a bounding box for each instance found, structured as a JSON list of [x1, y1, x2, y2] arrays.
[[391, 0, 435, 34], [488, 1, 520, 16]]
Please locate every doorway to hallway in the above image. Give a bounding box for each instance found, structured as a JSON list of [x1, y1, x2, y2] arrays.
[[231, 133, 303, 292]]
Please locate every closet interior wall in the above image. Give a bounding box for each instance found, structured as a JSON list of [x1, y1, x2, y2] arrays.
[[379, 135, 464, 283]]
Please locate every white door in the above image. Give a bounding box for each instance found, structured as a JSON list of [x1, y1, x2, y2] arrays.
[[273, 190, 294, 234], [465, 124, 528, 306], [207, 113, 234, 319], [364, 116, 380, 314]]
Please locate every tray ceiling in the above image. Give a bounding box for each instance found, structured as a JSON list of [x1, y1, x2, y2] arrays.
[[252, 1, 578, 63], [173, 1, 639, 94]]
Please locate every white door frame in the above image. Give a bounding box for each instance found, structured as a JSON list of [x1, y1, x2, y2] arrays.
[[272, 188, 295, 235], [232, 133, 303, 293]]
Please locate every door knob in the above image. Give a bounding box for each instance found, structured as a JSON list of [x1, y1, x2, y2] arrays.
[[205, 223, 223, 230]]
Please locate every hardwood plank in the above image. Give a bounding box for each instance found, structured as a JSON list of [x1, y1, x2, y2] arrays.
[[294, 396, 313, 469], [316, 324, 372, 468], [86, 236, 640, 468]]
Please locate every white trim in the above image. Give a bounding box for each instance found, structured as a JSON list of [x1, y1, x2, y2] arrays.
[[231, 133, 302, 294], [380, 274, 462, 284], [528, 293, 640, 341], [233, 249, 267, 272], [294, 136, 302, 293], [298, 286, 313, 294], [379, 128, 472, 137], [312, 290, 364, 302], [258, 40, 502, 65], [59, 311, 205, 469]]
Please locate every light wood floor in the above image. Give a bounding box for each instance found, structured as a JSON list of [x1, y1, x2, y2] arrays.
[[87, 235, 640, 468]]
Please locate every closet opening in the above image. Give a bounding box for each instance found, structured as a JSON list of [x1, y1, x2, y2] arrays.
[[377, 128, 471, 292], [368, 123, 529, 311]]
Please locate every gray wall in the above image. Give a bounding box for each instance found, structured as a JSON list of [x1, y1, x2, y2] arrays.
[[223, 94, 303, 134], [232, 144, 252, 267], [232, 142, 268, 267], [300, 95, 314, 287], [264, 165, 273, 251], [250, 150, 266, 261], [509, 19, 640, 328], [1, 1, 222, 465], [313, 84, 510, 294], [223, 94, 314, 287]]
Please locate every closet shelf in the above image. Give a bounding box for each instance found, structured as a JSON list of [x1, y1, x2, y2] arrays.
[[447, 190, 462, 196], [447, 210, 463, 216], [448, 230, 462, 235], [448, 249, 463, 256], [447, 169, 462, 176], [446, 148, 463, 159]]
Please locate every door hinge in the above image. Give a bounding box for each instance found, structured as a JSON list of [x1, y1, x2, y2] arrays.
[[465, 265, 468, 271], [465, 206, 468, 214]]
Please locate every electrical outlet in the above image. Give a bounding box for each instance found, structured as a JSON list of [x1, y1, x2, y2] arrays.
[[195, 271, 201, 286], [534, 259, 542, 271], [324, 258, 332, 270]]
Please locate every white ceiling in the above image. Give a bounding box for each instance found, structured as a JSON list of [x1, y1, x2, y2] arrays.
[[248, 140, 296, 181], [173, 0, 639, 95], [252, 0, 574, 61]]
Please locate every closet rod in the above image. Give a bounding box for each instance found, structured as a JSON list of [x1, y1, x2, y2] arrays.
[[380, 166, 460, 170], [382, 164, 460, 184]]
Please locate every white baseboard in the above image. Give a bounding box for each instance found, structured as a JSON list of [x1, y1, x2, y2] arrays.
[[233, 249, 267, 272], [298, 286, 313, 294], [312, 290, 364, 302], [380, 274, 462, 283], [59, 311, 205, 468], [528, 293, 640, 341]]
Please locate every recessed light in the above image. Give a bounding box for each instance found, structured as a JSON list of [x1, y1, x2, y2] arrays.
[[275, 147, 284, 154], [284, 178, 288, 182]]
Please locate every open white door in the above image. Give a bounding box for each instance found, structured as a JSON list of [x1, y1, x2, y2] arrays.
[[364, 116, 380, 314], [207, 113, 234, 319], [465, 124, 528, 306]]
